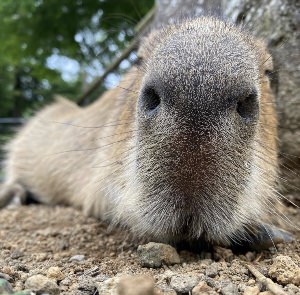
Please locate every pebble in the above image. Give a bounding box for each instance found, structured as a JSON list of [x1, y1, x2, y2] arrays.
[[284, 283, 300, 294], [69, 254, 85, 262], [137, 242, 180, 268], [200, 259, 213, 267], [96, 277, 120, 294], [243, 286, 260, 295], [0, 278, 13, 294], [25, 274, 59, 295], [268, 255, 300, 285], [60, 277, 72, 287], [170, 274, 200, 293], [117, 275, 155, 295], [205, 262, 219, 278], [247, 279, 256, 287], [245, 252, 256, 262], [214, 247, 234, 262], [34, 252, 48, 262], [155, 286, 177, 295], [10, 249, 24, 259], [1, 267, 15, 277], [221, 282, 239, 295], [192, 281, 218, 294], [47, 266, 65, 281], [77, 276, 97, 295]]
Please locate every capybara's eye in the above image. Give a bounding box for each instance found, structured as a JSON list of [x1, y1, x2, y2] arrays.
[[134, 56, 143, 67], [236, 91, 259, 124], [265, 69, 273, 79]]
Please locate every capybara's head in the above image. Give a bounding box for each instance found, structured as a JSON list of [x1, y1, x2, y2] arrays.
[[115, 17, 277, 245]]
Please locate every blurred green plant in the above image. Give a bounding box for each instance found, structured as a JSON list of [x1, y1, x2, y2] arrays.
[[0, 0, 153, 117]]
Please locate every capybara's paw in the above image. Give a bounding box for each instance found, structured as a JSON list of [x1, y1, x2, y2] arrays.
[[0, 183, 26, 208]]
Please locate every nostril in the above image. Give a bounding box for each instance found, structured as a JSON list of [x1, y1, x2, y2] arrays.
[[139, 87, 161, 117], [236, 91, 259, 124]]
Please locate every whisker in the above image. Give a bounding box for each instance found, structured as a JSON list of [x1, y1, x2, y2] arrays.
[[47, 137, 131, 156]]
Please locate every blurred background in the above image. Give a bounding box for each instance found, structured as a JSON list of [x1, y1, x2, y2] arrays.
[[0, 0, 154, 175]]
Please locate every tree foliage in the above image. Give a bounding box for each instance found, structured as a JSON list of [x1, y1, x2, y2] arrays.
[[0, 0, 153, 117]]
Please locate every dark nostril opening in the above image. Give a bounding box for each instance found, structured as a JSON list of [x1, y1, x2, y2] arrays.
[[140, 87, 161, 117], [236, 91, 259, 124]]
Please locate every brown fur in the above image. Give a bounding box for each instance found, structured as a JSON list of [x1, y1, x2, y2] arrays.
[[0, 17, 278, 245]]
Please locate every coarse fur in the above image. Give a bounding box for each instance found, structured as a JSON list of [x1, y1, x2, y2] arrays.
[[0, 17, 278, 246]]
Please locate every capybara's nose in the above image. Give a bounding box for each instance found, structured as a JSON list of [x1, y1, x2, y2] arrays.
[[139, 78, 259, 126]]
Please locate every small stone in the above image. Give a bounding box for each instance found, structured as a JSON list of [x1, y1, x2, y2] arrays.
[[10, 250, 24, 259], [25, 274, 59, 295], [170, 274, 200, 293], [269, 255, 300, 285], [77, 276, 97, 295], [245, 252, 256, 262], [60, 277, 71, 286], [200, 259, 213, 267], [247, 279, 256, 287], [221, 282, 239, 295], [47, 266, 64, 281], [192, 281, 218, 295], [155, 286, 177, 295], [34, 252, 48, 262], [214, 247, 234, 262], [258, 292, 273, 295], [205, 262, 219, 278], [96, 277, 120, 294], [284, 283, 300, 294], [243, 286, 260, 295], [69, 254, 85, 262], [55, 240, 69, 251], [94, 274, 110, 282], [117, 275, 155, 295], [0, 278, 13, 294], [1, 267, 15, 277], [137, 242, 180, 268], [238, 283, 247, 293]]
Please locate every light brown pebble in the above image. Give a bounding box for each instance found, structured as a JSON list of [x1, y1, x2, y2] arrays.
[[269, 255, 300, 285], [34, 252, 48, 262], [258, 292, 273, 295], [154, 286, 177, 295], [96, 277, 120, 294], [47, 266, 65, 281], [247, 279, 256, 287], [243, 286, 260, 295], [192, 281, 218, 295], [14, 281, 24, 291], [0, 267, 15, 277], [117, 275, 155, 295], [25, 274, 59, 295]]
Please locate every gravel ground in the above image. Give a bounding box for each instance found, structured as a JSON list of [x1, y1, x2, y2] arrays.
[[0, 202, 299, 295]]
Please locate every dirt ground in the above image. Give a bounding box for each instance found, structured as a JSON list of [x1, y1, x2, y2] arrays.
[[0, 201, 300, 295]]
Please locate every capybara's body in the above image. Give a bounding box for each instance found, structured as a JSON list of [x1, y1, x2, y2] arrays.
[[1, 17, 282, 246]]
